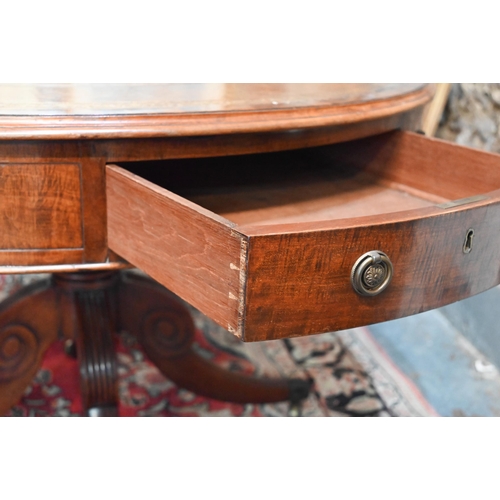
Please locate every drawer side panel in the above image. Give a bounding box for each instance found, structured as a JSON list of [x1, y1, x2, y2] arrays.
[[106, 165, 246, 335], [318, 130, 500, 201]]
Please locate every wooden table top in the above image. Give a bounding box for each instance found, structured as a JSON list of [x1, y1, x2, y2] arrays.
[[0, 83, 433, 139]]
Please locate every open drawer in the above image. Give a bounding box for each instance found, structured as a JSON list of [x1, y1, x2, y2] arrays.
[[106, 130, 500, 341]]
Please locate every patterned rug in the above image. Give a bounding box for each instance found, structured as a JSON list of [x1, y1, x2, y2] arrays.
[[1, 274, 438, 417]]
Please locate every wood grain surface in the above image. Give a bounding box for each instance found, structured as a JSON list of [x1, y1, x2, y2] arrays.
[[0, 279, 59, 415], [0, 259, 130, 275], [0, 85, 431, 270], [95, 108, 423, 162], [55, 272, 120, 416], [1, 84, 446, 414], [0, 141, 108, 266], [107, 130, 500, 341], [0, 163, 83, 249], [318, 130, 500, 201], [118, 271, 306, 404], [240, 133, 500, 339], [0, 84, 433, 139], [242, 198, 500, 340], [0, 84, 427, 115], [106, 165, 247, 336]]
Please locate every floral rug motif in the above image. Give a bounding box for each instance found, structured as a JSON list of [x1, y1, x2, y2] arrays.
[[1, 274, 437, 417]]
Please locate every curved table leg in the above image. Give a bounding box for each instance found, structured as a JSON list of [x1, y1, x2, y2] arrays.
[[118, 272, 311, 405], [0, 279, 58, 416], [54, 272, 119, 417], [2, 270, 310, 416]]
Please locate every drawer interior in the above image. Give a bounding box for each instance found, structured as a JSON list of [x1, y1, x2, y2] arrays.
[[116, 144, 442, 228], [116, 130, 500, 230]]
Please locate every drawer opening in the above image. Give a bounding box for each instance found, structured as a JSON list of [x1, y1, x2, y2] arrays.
[[116, 130, 500, 230], [116, 142, 441, 229]]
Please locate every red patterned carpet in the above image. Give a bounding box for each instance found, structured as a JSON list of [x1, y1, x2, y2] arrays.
[[2, 273, 437, 417]]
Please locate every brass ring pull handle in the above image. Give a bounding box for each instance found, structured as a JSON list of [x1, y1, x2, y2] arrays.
[[351, 250, 393, 296]]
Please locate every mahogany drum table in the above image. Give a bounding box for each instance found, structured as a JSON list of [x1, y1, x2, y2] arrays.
[[1, 83, 499, 416]]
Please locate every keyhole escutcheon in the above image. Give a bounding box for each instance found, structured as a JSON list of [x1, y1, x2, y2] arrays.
[[463, 228, 474, 254]]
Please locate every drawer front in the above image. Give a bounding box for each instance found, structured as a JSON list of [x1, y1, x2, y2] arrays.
[[107, 131, 500, 342], [0, 162, 83, 250], [243, 200, 500, 340], [0, 141, 109, 268]]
